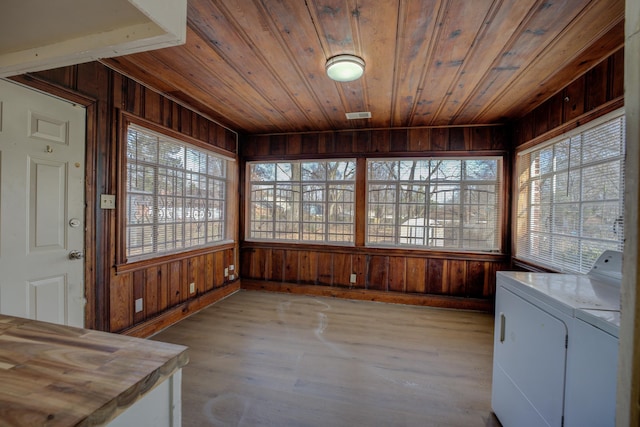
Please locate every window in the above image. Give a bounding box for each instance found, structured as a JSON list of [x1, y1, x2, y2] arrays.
[[367, 157, 503, 251], [125, 124, 231, 259], [248, 160, 356, 244], [515, 110, 625, 273]]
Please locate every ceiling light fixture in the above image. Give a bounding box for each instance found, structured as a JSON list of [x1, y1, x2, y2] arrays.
[[325, 54, 365, 82]]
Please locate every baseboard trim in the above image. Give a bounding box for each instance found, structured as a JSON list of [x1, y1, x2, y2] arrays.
[[121, 282, 241, 338], [241, 279, 492, 312]]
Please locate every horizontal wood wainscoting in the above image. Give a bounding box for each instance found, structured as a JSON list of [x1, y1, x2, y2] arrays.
[[15, 62, 239, 334], [240, 126, 511, 311]]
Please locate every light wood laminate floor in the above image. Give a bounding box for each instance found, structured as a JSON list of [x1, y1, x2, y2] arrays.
[[152, 290, 501, 427]]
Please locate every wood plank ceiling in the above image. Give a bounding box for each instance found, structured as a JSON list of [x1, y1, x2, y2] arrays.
[[103, 0, 625, 135]]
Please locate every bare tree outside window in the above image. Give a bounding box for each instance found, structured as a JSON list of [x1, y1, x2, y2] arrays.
[[367, 157, 502, 251], [248, 160, 356, 244], [516, 111, 625, 273]]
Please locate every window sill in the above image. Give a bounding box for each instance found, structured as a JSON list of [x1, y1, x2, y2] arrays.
[[116, 241, 235, 274]]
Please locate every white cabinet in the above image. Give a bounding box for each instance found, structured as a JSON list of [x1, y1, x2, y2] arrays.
[[492, 285, 568, 427]]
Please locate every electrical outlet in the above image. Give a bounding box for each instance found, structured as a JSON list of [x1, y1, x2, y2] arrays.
[[229, 264, 235, 271], [229, 274, 235, 281], [100, 194, 116, 209], [189, 282, 195, 294], [135, 298, 143, 313], [224, 267, 229, 277], [350, 273, 357, 284]]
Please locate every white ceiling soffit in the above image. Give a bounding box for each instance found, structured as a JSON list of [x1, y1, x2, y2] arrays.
[[0, 0, 186, 78]]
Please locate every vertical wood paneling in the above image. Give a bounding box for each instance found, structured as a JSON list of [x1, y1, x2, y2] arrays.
[[407, 128, 430, 151], [317, 252, 333, 286], [586, 59, 608, 111], [144, 266, 159, 317], [388, 257, 406, 292], [271, 249, 284, 282], [405, 258, 426, 293], [214, 251, 225, 287], [197, 254, 207, 293], [367, 255, 388, 291], [390, 129, 408, 152], [426, 259, 444, 294], [144, 88, 162, 123], [352, 254, 366, 289], [333, 253, 352, 287], [369, 130, 390, 153], [430, 128, 449, 151], [286, 134, 302, 155], [513, 49, 623, 148], [299, 251, 317, 284], [610, 49, 624, 99], [110, 272, 132, 332], [564, 78, 585, 122], [466, 261, 487, 299], [447, 260, 467, 296], [284, 250, 299, 283], [133, 270, 145, 324], [448, 128, 466, 151], [183, 259, 193, 300], [242, 124, 508, 157], [169, 261, 182, 306], [205, 253, 215, 291], [157, 264, 169, 312]]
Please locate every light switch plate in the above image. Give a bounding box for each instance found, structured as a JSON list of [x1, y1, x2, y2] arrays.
[[135, 298, 143, 313], [229, 264, 235, 271], [224, 267, 229, 277], [350, 273, 357, 284], [189, 282, 195, 294]]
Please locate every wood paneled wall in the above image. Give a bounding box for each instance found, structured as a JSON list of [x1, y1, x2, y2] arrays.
[[513, 48, 624, 149], [511, 48, 625, 272], [240, 126, 511, 311], [18, 62, 239, 335], [243, 126, 509, 158]]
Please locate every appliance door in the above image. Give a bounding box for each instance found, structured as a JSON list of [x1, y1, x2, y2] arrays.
[[492, 285, 567, 427]]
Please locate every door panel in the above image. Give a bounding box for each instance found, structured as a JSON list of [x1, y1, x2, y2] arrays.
[[0, 79, 85, 327]]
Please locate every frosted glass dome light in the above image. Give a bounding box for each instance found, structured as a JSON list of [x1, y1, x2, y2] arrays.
[[325, 54, 365, 82]]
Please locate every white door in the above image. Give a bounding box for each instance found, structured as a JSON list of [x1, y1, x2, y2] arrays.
[[0, 79, 85, 327]]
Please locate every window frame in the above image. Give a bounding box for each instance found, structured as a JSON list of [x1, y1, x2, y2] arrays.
[[245, 158, 357, 245], [514, 108, 625, 273], [118, 114, 235, 265], [365, 156, 505, 253]]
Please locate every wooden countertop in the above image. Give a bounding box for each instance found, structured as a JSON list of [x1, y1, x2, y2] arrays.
[[0, 315, 188, 427]]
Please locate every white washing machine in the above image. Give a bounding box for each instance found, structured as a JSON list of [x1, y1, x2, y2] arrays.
[[491, 251, 621, 427]]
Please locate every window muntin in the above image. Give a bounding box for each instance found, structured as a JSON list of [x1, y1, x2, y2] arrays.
[[126, 124, 230, 260], [515, 110, 625, 273], [248, 160, 356, 244], [367, 158, 503, 251]]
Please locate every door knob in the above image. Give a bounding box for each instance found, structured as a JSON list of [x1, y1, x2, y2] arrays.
[[68, 250, 84, 260]]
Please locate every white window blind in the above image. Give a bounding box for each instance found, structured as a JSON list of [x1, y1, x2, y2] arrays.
[[366, 157, 503, 252], [125, 124, 230, 260], [248, 160, 356, 244], [515, 110, 625, 273]]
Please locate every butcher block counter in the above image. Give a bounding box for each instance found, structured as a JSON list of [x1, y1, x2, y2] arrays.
[[0, 314, 188, 427]]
